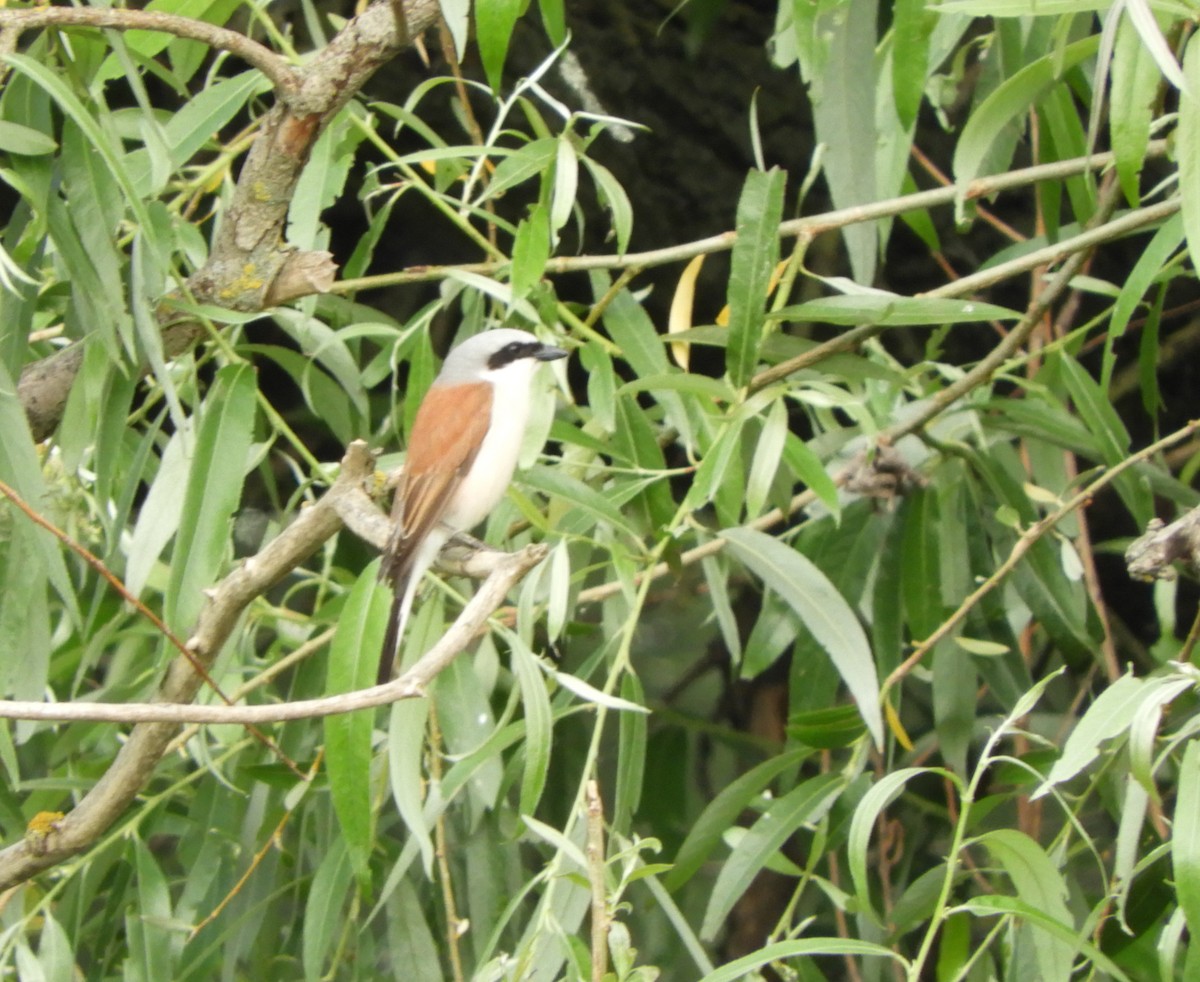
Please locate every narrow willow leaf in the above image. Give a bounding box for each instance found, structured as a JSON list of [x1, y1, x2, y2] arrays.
[[389, 696, 434, 875], [511, 635, 552, 816], [522, 813, 588, 870], [700, 774, 844, 940], [978, 828, 1074, 981], [668, 254, 706, 371], [483, 138, 557, 201], [954, 36, 1101, 194], [550, 136, 578, 234], [439, 0, 470, 60], [1103, 213, 1183, 388], [955, 896, 1130, 980], [698, 938, 907, 982], [614, 672, 647, 831], [537, 0, 566, 45], [849, 767, 954, 922], [781, 433, 840, 518], [511, 202, 551, 302], [809, 0, 877, 282], [667, 749, 809, 891], [1110, 13, 1163, 203], [722, 527, 883, 746], [0, 120, 56, 156], [302, 840, 354, 982], [746, 398, 788, 519], [1035, 672, 1146, 793], [1125, 0, 1189, 93], [726, 168, 786, 387], [1178, 38, 1200, 275], [772, 294, 1020, 325], [165, 364, 255, 633], [892, 0, 933, 129], [580, 156, 633, 255], [325, 564, 389, 883], [1174, 739, 1200, 943], [475, 0, 524, 91]]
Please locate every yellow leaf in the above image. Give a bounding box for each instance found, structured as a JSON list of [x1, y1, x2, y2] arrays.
[[668, 254, 706, 370], [884, 698, 913, 751]]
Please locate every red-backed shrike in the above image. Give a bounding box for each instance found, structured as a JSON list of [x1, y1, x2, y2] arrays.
[[377, 328, 568, 682]]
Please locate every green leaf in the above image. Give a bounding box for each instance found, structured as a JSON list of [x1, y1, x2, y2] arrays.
[[324, 564, 389, 884], [809, 0, 878, 282], [781, 433, 840, 518], [1035, 672, 1146, 794], [537, 0, 566, 45], [1110, 12, 1164, 203], [849, 767, 956, 922], [954, 36, 1101, 193], [975, 828, 1078, 982], [697, 938, 907, 982], [700, 774, 844, 939], [722, 527, 883, 746], [614, 672, 647, 831], [1174, 739, 1200, 943], [476, 0, 524, 91], [772, 293, 1021, 326], [726, 168, 786, 387], [1178, 37, 1200, 276], [511, 202, 551, 301], [892, 0, 933, 129], [484, 138, 558, 201], [165, 364, 256, 633], [667, 749, 809, 891], [1054, 351, 1151, 527], [581, 156, 633, 254], [439, 0, 471, 60], [511, 634, 552, 816], [1102, 212, 1184, 389], [0, 120, 56, 156], [955, 896, 1130, 980], [302, 840, 354, 982]]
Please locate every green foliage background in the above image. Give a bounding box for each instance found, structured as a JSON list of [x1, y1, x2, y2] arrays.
[[1, 1, 1200, 980]]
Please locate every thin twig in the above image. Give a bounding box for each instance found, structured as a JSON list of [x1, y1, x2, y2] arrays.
[[428, 707, 466, 982], [0, 477, 304, 778], [334, 141, 1170, 292], [189, 751, 324, 938], [0, 6, 298, 96], [0, 543, 547, 724], [586, 779, 608, 982], [882, 418, 1200, 695]]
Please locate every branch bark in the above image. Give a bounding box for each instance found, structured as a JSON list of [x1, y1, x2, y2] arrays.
[[15, 0, 440, 441]]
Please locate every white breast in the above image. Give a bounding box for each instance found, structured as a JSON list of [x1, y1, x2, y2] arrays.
[[441, 358, 540, 532]]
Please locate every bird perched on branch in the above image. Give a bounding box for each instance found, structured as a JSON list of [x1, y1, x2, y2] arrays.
[[377, 329, 568, 683]]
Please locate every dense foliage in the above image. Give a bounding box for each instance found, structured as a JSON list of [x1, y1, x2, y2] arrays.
[[1, 1, 1200, 980]]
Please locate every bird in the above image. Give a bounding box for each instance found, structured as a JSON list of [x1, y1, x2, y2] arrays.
[[376, 328, 568, 683]]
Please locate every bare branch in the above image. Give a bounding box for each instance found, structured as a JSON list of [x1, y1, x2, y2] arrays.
[[335, 141, 1172, 291], [0, 441, 376, 888], [17, 0, 441, 441], [1126, 511, 1200, 581], [0, 6, 298, 96], [0, 543, 546, 727]]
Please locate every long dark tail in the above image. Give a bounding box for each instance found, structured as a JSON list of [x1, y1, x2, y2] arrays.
[[377, 577, 411, 684]]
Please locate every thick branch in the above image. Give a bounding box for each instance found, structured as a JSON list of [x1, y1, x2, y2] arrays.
[[17, 0, 440, 442], [0, 544, 545, 726], [0, 442, 375, 887], [1126, 510, 1200, 581]]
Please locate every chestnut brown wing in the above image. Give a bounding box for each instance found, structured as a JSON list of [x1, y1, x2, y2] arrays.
[[379, 381, 493, 587]]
